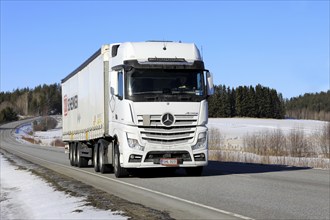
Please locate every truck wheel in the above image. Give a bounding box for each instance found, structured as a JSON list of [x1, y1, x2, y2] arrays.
[[69, 143, 75, 166], [72, 143, 78, 167], [93, 144, 100, 172], [99, 142, 112, 174], [114, 143, 128, 178], [77, 143, 88, 168], [185, 166, 203, 176]]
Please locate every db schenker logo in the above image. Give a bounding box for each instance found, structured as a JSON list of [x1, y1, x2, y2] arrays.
[[64, 94, 78, 116]]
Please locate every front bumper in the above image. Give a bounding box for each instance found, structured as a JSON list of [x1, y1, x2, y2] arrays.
[[121, 145, 208, 168]]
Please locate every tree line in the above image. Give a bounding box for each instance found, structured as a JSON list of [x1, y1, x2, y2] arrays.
[[285, 90, 330, 121], [1, 82, 329, 123], [0, 83, 61, 122], [208, 84, 285, 119]]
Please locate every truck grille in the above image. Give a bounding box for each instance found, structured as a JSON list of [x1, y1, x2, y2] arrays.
[[137, 114, 198, 145]]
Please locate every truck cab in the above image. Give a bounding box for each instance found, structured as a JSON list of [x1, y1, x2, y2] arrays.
[[108, 41, 214, 176]]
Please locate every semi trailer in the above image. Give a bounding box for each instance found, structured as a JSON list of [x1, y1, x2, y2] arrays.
[[61, 41, 214, 177]]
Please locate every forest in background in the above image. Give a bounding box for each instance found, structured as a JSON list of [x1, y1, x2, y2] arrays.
[[0, 83, 329, 123], [208, 84, 286, 119], [285, 90, 330, 121], [0, 83, 61, 122]]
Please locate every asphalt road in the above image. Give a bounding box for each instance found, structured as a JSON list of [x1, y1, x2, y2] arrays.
[[1, 119, 329, 220]]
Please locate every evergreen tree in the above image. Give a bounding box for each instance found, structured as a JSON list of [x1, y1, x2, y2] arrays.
[[0, 107, 18, 123], [246, 86, 256, 117], [218, 85, 231, 117], [208, 83, 286, 119], [228, 87, 236, 117], [208, 85, 220, 117], [235, 86, 244, 117]]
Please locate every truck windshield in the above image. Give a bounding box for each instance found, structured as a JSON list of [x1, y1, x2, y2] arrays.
[[125, 69, 206, 102]]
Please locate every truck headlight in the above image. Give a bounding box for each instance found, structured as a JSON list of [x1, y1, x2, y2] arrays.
[[127, 137, 145, 151], [192, 132, 207, 150]]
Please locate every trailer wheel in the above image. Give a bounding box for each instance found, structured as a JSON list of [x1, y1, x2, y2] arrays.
[[185, 166, 203, 176], [99, 141, 112, 174], [93, 144, 100, 172], [72, 143, 78, 167], [114, 142, 128, 178], [69, 143, 75, 166], [77, 143, 88, 168]]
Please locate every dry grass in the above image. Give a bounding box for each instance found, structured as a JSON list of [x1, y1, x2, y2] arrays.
[[22, 136, 41, 144], [50, 139, 65, 147], [209, 122, 330, 168], [288, 126, 310, 157], [208, 127, 225, 150], [316, 122, 330, 158], [242, 125, 329, 158]]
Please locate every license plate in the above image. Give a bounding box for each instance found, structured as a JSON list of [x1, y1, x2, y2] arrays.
[[160, 158, 178, 166]]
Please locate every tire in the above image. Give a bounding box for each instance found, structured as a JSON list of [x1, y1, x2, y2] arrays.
[[99, 141, 112, 174], [114, 142, 128, 178], [72, 143, 78, 167], [93, 144, 100, 172], [77, 143, 88, 168], [69, 143, 75, 166], [185, 166, 203, 176]]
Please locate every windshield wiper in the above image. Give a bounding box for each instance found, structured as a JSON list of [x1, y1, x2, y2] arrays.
[[177, 95, 192, 101], [133, 91, 159, 95]]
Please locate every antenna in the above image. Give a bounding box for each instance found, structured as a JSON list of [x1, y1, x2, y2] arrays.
[[163, 40, 167, 50]]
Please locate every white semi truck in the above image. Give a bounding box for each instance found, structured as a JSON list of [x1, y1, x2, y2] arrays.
[[61, 41, 214, 177]]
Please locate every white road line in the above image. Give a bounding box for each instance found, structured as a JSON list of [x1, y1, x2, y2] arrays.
[[2, 147, 254, 220]]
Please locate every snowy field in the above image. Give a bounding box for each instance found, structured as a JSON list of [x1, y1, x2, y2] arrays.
[[0, 154, 127, 220], [208, 118, 325, 136], [208, 118, 328, 148]]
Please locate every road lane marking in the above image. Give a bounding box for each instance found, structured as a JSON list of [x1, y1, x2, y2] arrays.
[[2, 146, 254, 220]]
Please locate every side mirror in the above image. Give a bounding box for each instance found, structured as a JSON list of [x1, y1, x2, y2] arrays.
[[206, 71, 214, 95]]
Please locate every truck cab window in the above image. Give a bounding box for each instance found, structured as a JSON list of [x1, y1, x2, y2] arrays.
[[118, 71, 123, 99], [126, 69, 206, 102]]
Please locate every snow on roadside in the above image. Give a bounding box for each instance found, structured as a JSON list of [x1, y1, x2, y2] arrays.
[[34, 128, 62, 146], [14, 118, 63, 147], [0, 155, 127, 220]]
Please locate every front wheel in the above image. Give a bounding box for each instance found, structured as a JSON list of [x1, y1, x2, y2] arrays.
[[114, 142, 128, 178], [99, 141, 112, 174]]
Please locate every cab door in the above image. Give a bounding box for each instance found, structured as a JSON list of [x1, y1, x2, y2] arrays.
[[110, 68, 134, 122]]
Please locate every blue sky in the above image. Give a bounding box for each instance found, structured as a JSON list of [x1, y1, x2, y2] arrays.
[[1, 1, 329, 98]]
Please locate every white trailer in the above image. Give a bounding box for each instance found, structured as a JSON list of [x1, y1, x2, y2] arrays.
[[62, 41, 214, 177]]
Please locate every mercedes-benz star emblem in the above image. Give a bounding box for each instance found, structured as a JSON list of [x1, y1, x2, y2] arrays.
[[161, 113, 175, 127]]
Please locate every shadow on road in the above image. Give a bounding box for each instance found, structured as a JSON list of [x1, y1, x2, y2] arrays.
[[203, 160, 311, 176], [132, 161, 311, 178]]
